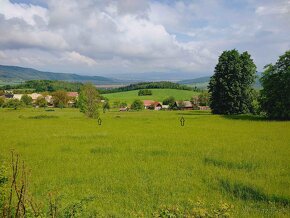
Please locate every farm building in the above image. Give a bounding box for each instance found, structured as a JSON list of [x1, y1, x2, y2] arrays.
[[67, 92, 79, 107], [29, 93, 43, 101], [119, 107, 129, 112], [4, 93, 13, 99], [45, 95, 53, 105], [67, 92, 79, 98], [162, 105, 169, 110], [198, 106, 210, 110], [13, 94, 23, 100], [174, 101, 193, 110], [143, 100, 162, 110]]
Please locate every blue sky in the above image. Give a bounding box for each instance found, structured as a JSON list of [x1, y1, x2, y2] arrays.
[[0, 0, 289, 76]]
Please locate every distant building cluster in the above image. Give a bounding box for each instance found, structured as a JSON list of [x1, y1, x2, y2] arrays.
[[2, 91, 79, 107], [119, 99, 210, 111]]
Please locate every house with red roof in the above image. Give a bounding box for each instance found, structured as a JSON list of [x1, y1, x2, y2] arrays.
[[142, 100, 162, 110]]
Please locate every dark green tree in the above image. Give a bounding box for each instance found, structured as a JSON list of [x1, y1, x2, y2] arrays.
[[259, 50, 290, 120], [78, 83, 100, 118], [208, 49, 256, 114], [130, 99, 144, 110]]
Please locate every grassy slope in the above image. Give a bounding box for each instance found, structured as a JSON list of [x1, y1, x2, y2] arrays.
[[0, 108, 289, 216], [103, 89, 198, 103]]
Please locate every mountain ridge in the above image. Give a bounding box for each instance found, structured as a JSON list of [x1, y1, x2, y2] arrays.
[[0, 65, 124, 85]]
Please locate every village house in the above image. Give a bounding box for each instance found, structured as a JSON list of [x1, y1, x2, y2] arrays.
[[174, 101, 193, 110], [4, 93, 13, 99], [67, 92, 79, 107], [143, 100, 162, 110], [67, 92, 79, 98], [198, 106, 210, 110], [45, 95, 53, 105], [119, 107, 129, 112], [12, 94, 23, 100], [29, 93, 43, 102], [162, 105, 169, 110]]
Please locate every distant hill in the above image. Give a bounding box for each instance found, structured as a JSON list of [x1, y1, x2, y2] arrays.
[[0, 65, 124, 85], [178, 74, 262, 89], [178, 76, 211, 85]]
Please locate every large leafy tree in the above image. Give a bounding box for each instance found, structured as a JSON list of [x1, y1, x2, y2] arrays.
[[208, 49, 256, 114], [260, 50, 290, 120], [78, 83, 101, 118], [52, 90, 69, 108]]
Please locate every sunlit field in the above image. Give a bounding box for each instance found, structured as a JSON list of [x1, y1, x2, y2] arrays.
[[103, 88, 198, 103], [0, 108, 289, 217]]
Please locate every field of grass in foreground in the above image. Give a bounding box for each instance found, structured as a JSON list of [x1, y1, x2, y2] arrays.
[[102, 88, 198, 103], [0, 108, 290, 217]]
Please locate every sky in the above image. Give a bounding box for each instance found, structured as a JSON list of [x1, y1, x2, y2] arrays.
[[0, 0, 289, 77]]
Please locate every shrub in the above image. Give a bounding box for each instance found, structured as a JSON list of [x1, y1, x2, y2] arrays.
[[162, 96, 175, 109], [21, 94, 33, 106], [52, 90, 69, 108], [2, 99, 23, 109], [138, 89, 152, 96], [0, 97, 4, 107], [35, 96, 47, 107], [131, 99, 144, 110]]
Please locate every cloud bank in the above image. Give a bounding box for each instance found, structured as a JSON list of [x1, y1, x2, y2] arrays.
[[0, 0, 289, 76]]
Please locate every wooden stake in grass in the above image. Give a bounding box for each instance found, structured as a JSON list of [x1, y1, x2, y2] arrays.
[[180, 116, 185, 126]]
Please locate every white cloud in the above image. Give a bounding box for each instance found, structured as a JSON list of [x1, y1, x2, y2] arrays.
[[0, 0, 48, 25], [0, 0, 289, 76], [65, 51, 97, 66]]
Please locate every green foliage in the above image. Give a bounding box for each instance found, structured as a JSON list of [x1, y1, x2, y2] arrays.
[[153, 200, 233, 217], [100, 81, 193, 94], [120, 102, 127, 108], [130, 99, 144, 110], [2, 98, 23, 109], [0, 163, 8, 209], [0, 97, 4, 107], [162, 96, 175, 109], [52, 90, 69, 108], [138, 89, 152, 96], [78, 83, 100, 118], [198, 91, 210, 106], [21, 94, 33, 106], [1, 80, 83, 92], [209, 49, 256, 114], [35, 96, 47, 107], [102, 101, 110, 113], [259, 50, 290, 120]]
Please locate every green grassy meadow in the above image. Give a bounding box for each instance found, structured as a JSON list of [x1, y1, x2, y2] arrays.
[[103, 89, 198, 103], [0, 108, 290, 217]]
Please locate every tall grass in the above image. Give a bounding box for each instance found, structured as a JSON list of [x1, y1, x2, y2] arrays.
[[0, 108, 289, 216]]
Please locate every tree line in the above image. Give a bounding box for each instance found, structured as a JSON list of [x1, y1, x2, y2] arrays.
[[0, 80, 83, 92], [99, 81, 195, 94]]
